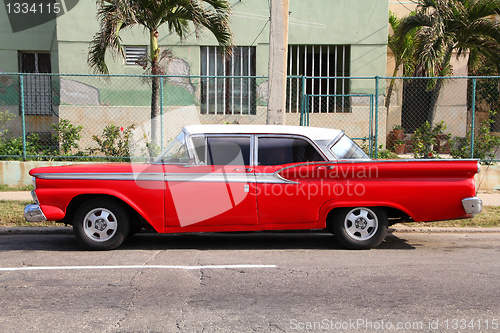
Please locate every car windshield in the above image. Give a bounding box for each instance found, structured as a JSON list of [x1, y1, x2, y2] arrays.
[[330, 135, 369, 159], [154, 131, 190, 164]]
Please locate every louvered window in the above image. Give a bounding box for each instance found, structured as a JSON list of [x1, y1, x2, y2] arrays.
[[125, 46, 147, 66]]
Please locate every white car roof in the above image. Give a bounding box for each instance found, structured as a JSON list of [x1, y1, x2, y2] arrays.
[[183, 124, 343, 142]]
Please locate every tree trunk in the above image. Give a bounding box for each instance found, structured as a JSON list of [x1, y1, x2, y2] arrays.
[[427, 77, 444, 125], [385, 63, 401, 111], [428, 46, 453, 125], [150, 30, 161, 146]]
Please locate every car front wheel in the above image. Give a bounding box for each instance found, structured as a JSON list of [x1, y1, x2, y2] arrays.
[[332, 207, 388, 250], [74, 198, 130, 250]]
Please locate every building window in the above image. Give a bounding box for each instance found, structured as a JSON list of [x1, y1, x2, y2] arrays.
[[200, 46, 256, 115], [287, 45, 350, 113], [124, 46, 147, 66], [19, 51, 53, 116]]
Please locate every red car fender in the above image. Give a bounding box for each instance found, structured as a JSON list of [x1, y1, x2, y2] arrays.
[[317, 199, 415, 227], [36, 187, 164, 233]]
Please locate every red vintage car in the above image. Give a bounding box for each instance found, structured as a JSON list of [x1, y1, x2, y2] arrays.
[[24, 125, 482, 250]]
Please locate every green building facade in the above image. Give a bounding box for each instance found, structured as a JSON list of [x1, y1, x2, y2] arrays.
[[0, 0, 388, 147]]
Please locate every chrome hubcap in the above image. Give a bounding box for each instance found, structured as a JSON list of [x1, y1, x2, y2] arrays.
[[95, 219, 107, 231], [344, 208, 378, 241], [83, 208, 117, 242]]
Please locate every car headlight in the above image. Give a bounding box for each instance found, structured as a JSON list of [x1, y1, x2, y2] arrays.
[[477, 161, 481, 174], [32, 176, 37, 189]]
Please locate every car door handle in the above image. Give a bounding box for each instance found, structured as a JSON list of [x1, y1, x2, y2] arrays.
[[234, 168, 253, 172], [316, 165, 335, 170]]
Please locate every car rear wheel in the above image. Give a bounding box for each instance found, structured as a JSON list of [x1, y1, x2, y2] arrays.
[[74, 198, 130, 250], [332, 207, 388, 250]]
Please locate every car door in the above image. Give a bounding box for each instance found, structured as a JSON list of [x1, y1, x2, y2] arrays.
[[164, 134, 257, 228], [254, 135, 338, 224]]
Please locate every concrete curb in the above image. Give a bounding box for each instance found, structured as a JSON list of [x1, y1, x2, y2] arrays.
[[0, 227, 73, 235], [391, 226, 500, 233]]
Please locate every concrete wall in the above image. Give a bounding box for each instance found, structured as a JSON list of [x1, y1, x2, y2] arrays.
[[0, 161, 85, 186]]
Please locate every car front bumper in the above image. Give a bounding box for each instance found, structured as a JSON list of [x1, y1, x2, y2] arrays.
[[462, 197, 483, 216], [24, 204, 47, 222]]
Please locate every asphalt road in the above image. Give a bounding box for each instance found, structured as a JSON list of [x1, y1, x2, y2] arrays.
[[0, 231, 499, 333]]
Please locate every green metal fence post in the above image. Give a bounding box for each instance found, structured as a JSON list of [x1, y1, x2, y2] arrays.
[[369, 94, 374, 157], [300, 76, 306, 126], [20, 73, 27, 161], [470, 78, 476, 159], [160, 76, 164, 151], [374, 76, 379, 159]]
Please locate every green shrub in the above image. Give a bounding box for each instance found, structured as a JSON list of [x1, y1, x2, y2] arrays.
[[450, 111, 500, 163], [89, 124, 135, 161], [412, 121, 450, 159], [52, 119, 83, 155], [0, 110, 15, 137]]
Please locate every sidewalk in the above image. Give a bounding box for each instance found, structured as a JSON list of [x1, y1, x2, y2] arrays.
[[0, 191, 33, 201]]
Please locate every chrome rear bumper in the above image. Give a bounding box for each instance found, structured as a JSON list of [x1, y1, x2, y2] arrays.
[[462, 197, 483, 216], [24, 204, 47, 222]]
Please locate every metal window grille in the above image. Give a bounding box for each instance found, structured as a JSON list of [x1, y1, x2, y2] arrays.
[[19, 52, 53, 116], [200, 46, 256, 115], [286, 45, 351, 113], [124, 46, 147, 66]]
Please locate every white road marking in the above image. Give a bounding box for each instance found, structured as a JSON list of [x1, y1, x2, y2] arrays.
[[0, 264, 277, 272]]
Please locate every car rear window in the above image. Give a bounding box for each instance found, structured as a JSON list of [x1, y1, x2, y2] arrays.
[[257, 137, 325, 165]]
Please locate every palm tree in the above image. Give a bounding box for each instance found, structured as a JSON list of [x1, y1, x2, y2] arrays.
[[88, 0, 233, 145], [386, 11, 417, 111], [397, 0, 500, 124]]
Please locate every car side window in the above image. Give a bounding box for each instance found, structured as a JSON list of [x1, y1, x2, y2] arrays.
[[155, 131, 190, 164], [257, 137, 325, 165], [192, 136, 251, 166]]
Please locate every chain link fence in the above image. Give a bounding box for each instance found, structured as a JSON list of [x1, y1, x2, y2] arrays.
[[0, 73, 498, 162]]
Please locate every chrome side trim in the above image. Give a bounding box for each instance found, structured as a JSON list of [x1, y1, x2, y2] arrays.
[[272, 173, 300, 185], [33, 173, 164, 181], [24, 204, 47, 222], [255, 173, 297, 184], [462, 197, 483, 216], [164, 173, 255, 183], [33, 172, 290, 184]]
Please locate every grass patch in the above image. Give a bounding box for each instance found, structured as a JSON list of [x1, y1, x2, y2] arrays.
[[403, 205, 500, 228], [0, 200, 61, 227], [0, 184, 34, 192]]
